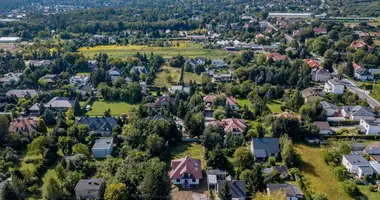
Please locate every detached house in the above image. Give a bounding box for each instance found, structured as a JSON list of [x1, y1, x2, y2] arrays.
[[313, 27, 327, 35], [320, 101, 339, 117], [324, 79, 344, 94], [170, 156, 202, 188], [340, 106, 376, 121], [70, 75, 89, 86], [0, 73, 22, 85], [251, 138, 280, 161], [266, 53, 287, 62], [342, 155, 373, 178], [216, 180, 246, 200], [130, 66, 150, 75], [355, 68, 374, 81], [75, 178, 105, 200], [76, 117, 118, 136], [6, 89, 40, 98], [9, 118, 38, 134], [29, 97, 74, 114], [91, 137, 114, 158], [211, 59, 227, 68], [360, 119, 380, 135], [267, 183, 304, 200], [203, 94, 238, 110], [312, 68, 331, 82], [301, 87, 324, 103], [314, 121, 333, 135], [207, 118, 247, 135], [25, 60, 52, 68]]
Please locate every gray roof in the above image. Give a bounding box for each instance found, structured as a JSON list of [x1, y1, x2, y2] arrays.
[[356, 68, 372, 76], [75, 178, 104, 191], [207, 169, 228, 176], [320, 101, 338, 109], [92, 137, 113, 149], [327, 78, 343, 85], [25, 60, 52, 67], [45, 97, 74, 109], [343, 155, 370, 166], [358, 166, 374, 174], [365, 147, 380, 155], [217, 180, 246, 199], [130, 66, 150, 75], [251, 138, 280, 155], [6, 90, 40, 98], [76, 117, 118, 133], [267, 183, 303, 198], [370, 161, 380, 174], [351, 143, 366, 151], [352, 107, 376, 117]]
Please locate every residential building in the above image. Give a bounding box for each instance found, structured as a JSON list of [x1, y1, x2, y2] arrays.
[[124, 76, 132, 84], [130, 66, 150, 75], [355, 68, 374, 81], [370, 161, 380, 174], [9, 118, 38, 134], [74, 178, 105, 200], [340, 106, 376, 121], [203, 94, 238, 110], [29, 97, 74, 114], [0, 37, 21, 43], [40, 74, 58, 84], [6, 89, 40, 98], [108, 67, 121, 77], [169, 85, 191, 94], [0, 72, 22, 84], [91, 137, 114, 158], [25, 60, 52, 68], [351, 40, 372, 50], [364, 147, 380, 155], [324, 79, 344, 94], [87, 60, 98, 69], [312, 68, 331, 82], [70, 75, 89, 86], [267, 183, 304, 200], [342, 155, 372, 178], [301, 87, 324, 103], [320, 101, 339, 117], [266, 53, 287, 62], [207, 169, 228, 190], [313, 27, 327, 35], [304, 59, 320, 69], [169, 156, 202, 188], [216, 180, 246, 200], [251, 138, 280, 161], [262, 165, 289, 179], [360, 119, 380, 135], [212, 73, 233, 83], [314, 121, 333, 135], [211, 59, 226, 68], [187, 57, 206, 68], [207, 118, 247, 135], [76, 117, 118, 136], [268, 13, 312, 19]]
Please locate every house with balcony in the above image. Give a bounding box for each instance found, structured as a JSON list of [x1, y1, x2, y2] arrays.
[[170, 156, 202, 188], [207, 118, 247, 135], [360, 119, 380, 135], [342, 155, 373, 178]]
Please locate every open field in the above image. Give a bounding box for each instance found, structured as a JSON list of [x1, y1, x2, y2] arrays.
[[169, 143, 205, 169], [267, 100, 283, 114], [237, 99, 250, 108], [155, 65, 202, 87], [86, 100, 138, 116], [78, 42, 229, 59], [295, 144, 350, 200], [357, 185, 380, 199], [375, 40, 380, 46]]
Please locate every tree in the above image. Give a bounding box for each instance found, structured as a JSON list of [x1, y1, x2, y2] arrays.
[[43, 108, 56, 125], [65, 107, 75, 121], [333, 166, 347, 181], [206, 148, 228, 170], [202, 125, 223, 150], [240, 165, 265, 195], [27, 136, 48, 156], [219, 182, 231, 200], [233, 147, 254, 170], [43, 178, 63, 200], [62, 171, 84, 194], [73, 98, 81, 116], [104, 183, 129, 200], [1, 181, 20, 200], [37, 117, 47, 133], [341, 180, 358, 196], [213, 108, 226, 120], [255, 190, 286, 200], [146, 134, 165, 158], [56, 164, 66, 182], [72, 143, 89, 157], [279, 135, 295, 167], [0, 115, 9, 140], [184, 112, 205, 137], [312, 193, 328, 200]]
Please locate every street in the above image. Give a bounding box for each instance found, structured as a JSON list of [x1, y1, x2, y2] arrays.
[[342, 78, 380, 108]]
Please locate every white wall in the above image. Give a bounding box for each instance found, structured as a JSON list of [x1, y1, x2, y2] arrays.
[[332, 85, 344, 94], [172, 178, 199, 185]]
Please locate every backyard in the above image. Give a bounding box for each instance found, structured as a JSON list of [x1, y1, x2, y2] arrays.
[[86, 100, 139, 116], [154, 65, 202, 87], [78, 42, 229, 59], [168, 143, 205, 169], [237, 98, 283, 114]]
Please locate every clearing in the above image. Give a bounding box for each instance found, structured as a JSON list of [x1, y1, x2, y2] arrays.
[[86, 100, 138, 116], [266, 100, 283, 114], [155, 65, 202, 87], [295, 144, 350, 200], [169, 143, 205, 169], [78, 42, 228, 59]]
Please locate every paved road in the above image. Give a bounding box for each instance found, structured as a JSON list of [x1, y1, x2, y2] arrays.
[[342, 78, 380, 108]]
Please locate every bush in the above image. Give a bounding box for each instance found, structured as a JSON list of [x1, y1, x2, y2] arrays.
[[342, 180, 358, 195]]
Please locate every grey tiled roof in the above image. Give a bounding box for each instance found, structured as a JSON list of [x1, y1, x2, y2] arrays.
[[343, 155, 369, 165], [267, 183, 303, 198], [76, 117, 118, 133], [75, 178, 104, 191], [217, 180, 246, 199], [252, 138, 280, 153], [92, 137, 113, 149]]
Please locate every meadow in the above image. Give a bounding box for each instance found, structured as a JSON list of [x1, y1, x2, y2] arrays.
[[78, 41, 229, 59], [154, 65, 202, 87], [169, 143, 205, 169], [86, 100, 139, 116]]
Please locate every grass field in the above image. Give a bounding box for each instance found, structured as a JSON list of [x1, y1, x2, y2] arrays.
[[357, 185, 380, 199], [375, 40, 380, 46], [78, 42, 228, 59], [267, 100, 283, 114], [155, 65, 202, 87], [296, 144, 350, 200], [237, 99, 250, 108], [86, 100, 138, 116], [169, 143, 205, 169]]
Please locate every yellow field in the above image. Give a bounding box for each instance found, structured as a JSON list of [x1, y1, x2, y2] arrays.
[[154, 65, 202, 87], [78, 42, 229, 59]]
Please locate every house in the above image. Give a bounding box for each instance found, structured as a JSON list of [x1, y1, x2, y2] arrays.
[[207, 169, 228, 190], [266, 53, 287, 62], [341, 106, 376, 121], [320, 101, 339, 117], [216, 180, 246, 200], [87, 60, 98, 69], [203, 94, 238, 110], [251, 138, 280, 161], [324, 79, 344, 94], [108, 67, 121, 77], [211, 59, 226, 68], [360, 119, 380, 135], [70, 75, 89, 86], [169, 156, 202, 188], [353, 62, 362, 71], [313, 27, 327, 35], [25, 60, 52, 68], [262, 165, 289, 179], [355, 68, 374, 81], [212, 73, 233, 83], [74, 178, 105, 200], [312, 68, 331, 82], [314, 121, 333, 135], [207, 118, 247, 135], [91, 137, 114, 158], [130, 66, 150, 75], [29, 97, 74, 114], [9, 118, 38, 134], [267, 183, 304, 200], [274, 111, 302, 121], [6, 89, 40, 98], [301, 87, 324, 103], [364, 147, 380, 155], [124, 76, 132, 84], [351, 143, 366, 153], [351, 40, 372, 50], [40, 74, 58, 84], [342, 155, 372, 178], [76, 117, 118, 136], [187, 57, 206, 68], [169, 85, 191, 94], [370, 161, 380, 174], [150, 94, 170, 109], [0, 73, 22, 84], [304, 59, 320, 69]]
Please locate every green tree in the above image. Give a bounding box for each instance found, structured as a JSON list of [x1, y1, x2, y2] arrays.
[[0, 115, 9, 140], [240, 165, 265, 195], [72, 143, 89, 157], [333, 166, 347, 181], [233, 147, 254, 170], [146, 134, 165, 157], [37, 117, 48, 133], [73, 99, 81, 116], [43, 108, 56, 125], [219, 182, 231, 200], [104, 183, 129, 200], [43, 178, 63, 200], [65, 107, 75, 121], [279, 135, 296, 167], [206, 148, 228, 170]]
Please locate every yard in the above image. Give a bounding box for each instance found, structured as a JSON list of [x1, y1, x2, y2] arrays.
[[169, 143, 205, 169], [266, 100, 283, 114], [295, 144, 351, 200], [78, 42, 229, 59], [154, 65, 201, 87], [86, 100, 139, 116]]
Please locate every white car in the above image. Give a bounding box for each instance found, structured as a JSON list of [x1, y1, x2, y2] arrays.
[[85, 105, 91, 111]]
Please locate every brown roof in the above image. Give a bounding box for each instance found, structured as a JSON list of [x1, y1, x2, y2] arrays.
[[203, 94, 237, 106], [304, 59, 320, 68], [208, 118, 247, 133], [314, 121, 331, 131], [170, 156, 202, 179], [313, 27, 327, 34], [9, 118, 38, 133], [266, 53, 287, 62]]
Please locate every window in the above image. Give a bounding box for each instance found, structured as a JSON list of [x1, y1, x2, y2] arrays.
[[176, 179, 180, 182], [192, 179, 196, 182]]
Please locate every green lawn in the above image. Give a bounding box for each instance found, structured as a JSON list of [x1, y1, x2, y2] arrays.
[[41, 168, 58, 196], [155, 65, 201, 87], [357, 185, 380, 199], [266, 100, 283, 114], [296, 144, 350, 200], [169, 143, 205, 169], [86, 100, 139, 116], [237, 99, 250, 108], [78, 42, 228, 59]]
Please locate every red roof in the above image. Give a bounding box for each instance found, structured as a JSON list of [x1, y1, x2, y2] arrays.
[[304, 59, 320, 68], [208, 118, 247, 133], [359, 32, 370, 37], [9, 118, 38, 133], [314, 121, 331, 131], [353, 62, 362, 71], [170, 156, 202, 179], [293, 30, 302, 36], [266, 53, 287, 62], [313, 27, 327, 34], [203, 94, 237, 107], [351, 40, 372, 49]]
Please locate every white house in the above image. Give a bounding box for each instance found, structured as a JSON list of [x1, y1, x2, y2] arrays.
[[320, 101, 339, 117], [342, 155, 372, 178], [360, 119, 380, 135], [108, 67, 121, 77], [211, 59, 226, 68], [341, 106, 376, 121], [324, 79, 344, 94], [169, 156, 202, 188], [370, 161, 380, 174], [312, 68, 331, 82], [91, 138, 114, 158], [70, 75, 89, 86], [355, 68, 374, 81]]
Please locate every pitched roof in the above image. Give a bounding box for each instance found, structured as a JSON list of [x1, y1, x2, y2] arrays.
[[251, 138, 280, 157], [9, 118, 38, 133], [314, 121, 331, 131], [217, 180, 246, 199], [208, 118, 247, 133], [6, 90, 40, 98], [343, 155, 370, 166], [320, 101, 338, 109], [267, 183, 303, 198], [356, 68, 372, 76], [45, 97, 74, 109], [353, 62, 362, 71], [313, 27, 327, 34], [130, 66, 150, 75], [203, 94, 237, 106], [266, 53, 287, 62], [92, 137, 113, 149], [351, 107, 376, 117], [170, 156, 202, 179], [76, 117, 118, 133], [25, 60, 52, 67], [75, 178, 104, 191]]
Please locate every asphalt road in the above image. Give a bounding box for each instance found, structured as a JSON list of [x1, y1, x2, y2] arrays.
[[342, 78, 380, 108]]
